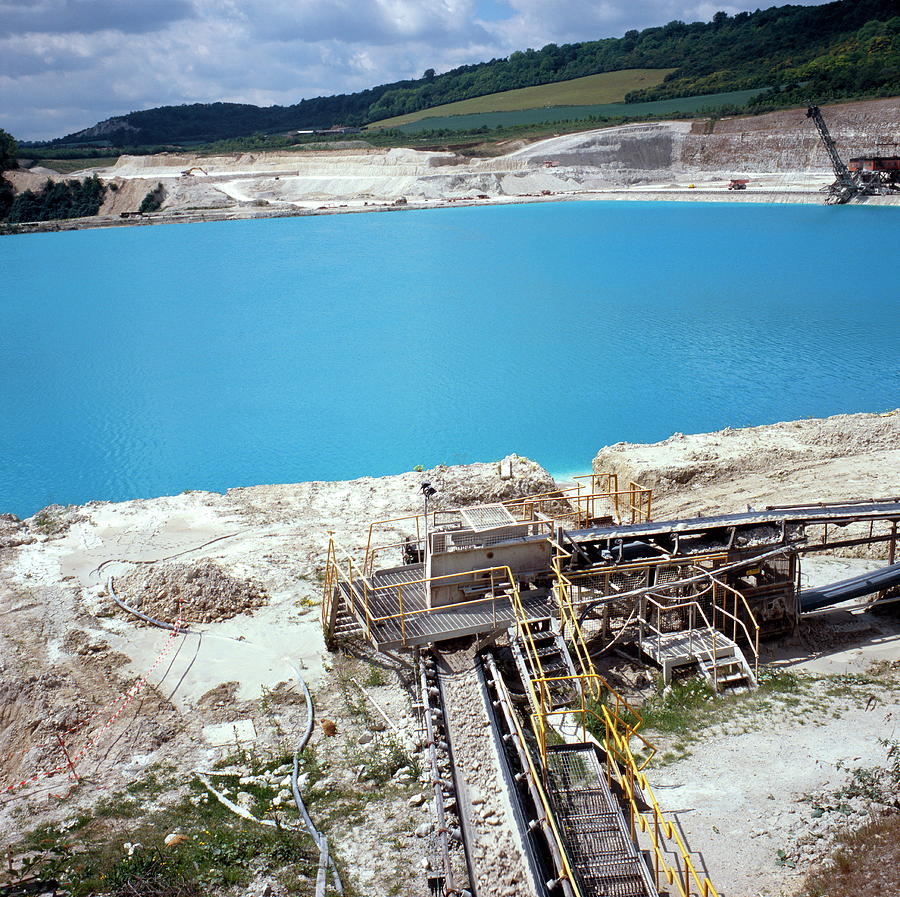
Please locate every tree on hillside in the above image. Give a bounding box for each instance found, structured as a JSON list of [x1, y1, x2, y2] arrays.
[[0, 129, 19, 219], [7, 175, 106, 223], [0, 129, 18, 171]]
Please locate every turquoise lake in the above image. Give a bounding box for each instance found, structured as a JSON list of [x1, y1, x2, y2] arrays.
[[2, 201, 898, 518]]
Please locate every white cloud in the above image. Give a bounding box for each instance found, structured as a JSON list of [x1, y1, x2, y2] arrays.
[[0, 0, 833, 140], [0, 0, 196, 37]]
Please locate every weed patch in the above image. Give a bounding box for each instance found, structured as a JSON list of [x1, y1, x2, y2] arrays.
[[798, 810, 900, 897], [7, 786, 318, 896]]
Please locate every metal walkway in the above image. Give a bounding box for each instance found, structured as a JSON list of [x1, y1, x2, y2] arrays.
[[336, 576, 557, 649], [545, 745, 657, 897]]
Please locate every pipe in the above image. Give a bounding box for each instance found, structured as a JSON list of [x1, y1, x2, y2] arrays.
[[576, 542, 804, 626], [349, 676, 401, 736], [109, 576, 341, 894], [108, 576, 195, 632], [288, 662, 343, 897]]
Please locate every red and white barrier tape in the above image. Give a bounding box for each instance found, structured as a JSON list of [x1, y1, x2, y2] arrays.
[[1, 598, 184, 795]]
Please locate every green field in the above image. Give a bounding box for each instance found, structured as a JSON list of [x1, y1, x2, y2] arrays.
[[380, 87, 768, 134], [367, 69, 675, 130], [31, 157, 119, 174]]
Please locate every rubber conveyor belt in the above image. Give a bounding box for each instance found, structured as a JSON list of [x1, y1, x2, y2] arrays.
[[799, 561, 900, 612], [563, 500, 900, 545]]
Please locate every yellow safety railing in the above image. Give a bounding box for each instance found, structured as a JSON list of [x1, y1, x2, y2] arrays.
[[572, 473, 653, 524], [325, 524, 724, 897], [708, 573, 761, 679], [553, 560, 596, 678], [528, 677, 717, 897], [640, 598, 754, 694], [637, 573, 760, 690], [360, 474, 654, 574], [531, 673, 652, 766], [555, 553, 760, 686], [532, 674, 654, 766], [363, 513, 424, 576], [324, 535, 528, 647], [601, 703, 720, 897], [321, 533, 337, 634], [487, 659, 586, 897], [363, 510, 557, 575]]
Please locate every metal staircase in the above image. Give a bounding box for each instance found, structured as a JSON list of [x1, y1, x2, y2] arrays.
[[697, 637, 757, 692], [545, 744, 657, 897], [326, 584, 366, 642], [509, 621, 580, 715], [640, 629, 757, 693]]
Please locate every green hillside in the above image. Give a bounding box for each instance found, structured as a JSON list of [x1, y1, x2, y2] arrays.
[[368, 69, 675, 129], [32, 0, 900, 148], [382, 88, 768, 135]]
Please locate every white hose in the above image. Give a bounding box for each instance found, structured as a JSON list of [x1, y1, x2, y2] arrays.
[[107, 574, 342, 894]]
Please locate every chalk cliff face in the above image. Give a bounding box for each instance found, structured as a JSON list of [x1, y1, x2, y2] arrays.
[[11, 97, 899, 229], [679, 98, 900, 172]]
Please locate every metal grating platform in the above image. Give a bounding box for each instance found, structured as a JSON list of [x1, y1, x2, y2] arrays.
[[460, 503, 517, 531], [336, 564, 557, 649], [545, 745, 657, 897]]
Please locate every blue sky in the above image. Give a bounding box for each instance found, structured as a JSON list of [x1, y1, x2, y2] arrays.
[[0, 0, 832, 141]]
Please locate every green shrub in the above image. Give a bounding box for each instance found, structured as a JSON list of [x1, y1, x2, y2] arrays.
[[139, 182, 165, 213]]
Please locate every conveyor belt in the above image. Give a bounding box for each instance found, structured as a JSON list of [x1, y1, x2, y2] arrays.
[[564, 499, 900, 546], [799, 561, 900, 612]]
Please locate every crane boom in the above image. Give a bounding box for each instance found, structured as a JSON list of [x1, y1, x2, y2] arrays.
[[806, 105, 859, 204]]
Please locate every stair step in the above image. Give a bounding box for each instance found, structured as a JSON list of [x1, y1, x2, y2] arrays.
[[703, 659, 744, 670], [715, 673, 748, 685]]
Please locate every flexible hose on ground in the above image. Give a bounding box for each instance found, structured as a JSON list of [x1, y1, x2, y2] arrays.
[[108, 573, 342, 894], [288, 662, 343, 897], [108, 576, 195, 633]]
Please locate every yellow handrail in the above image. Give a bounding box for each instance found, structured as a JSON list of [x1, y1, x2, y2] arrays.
[[325, 527, 721, 897], [571, 473, 653, 524], [489, 663, 585, 897], [600, 704, 719, 897], [326, 537, 534, 647], [708, 573, 760, 682], [533, 674, 654, 765], [360, 476, 654, 573], [530, 677, 716, 897], [639, 578, 760, 690]]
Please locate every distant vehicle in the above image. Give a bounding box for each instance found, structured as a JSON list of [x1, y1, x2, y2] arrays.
[[728, 179, 749, 190]]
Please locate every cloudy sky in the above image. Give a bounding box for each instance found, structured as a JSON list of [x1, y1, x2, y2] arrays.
[[1, 0, 831, 141]]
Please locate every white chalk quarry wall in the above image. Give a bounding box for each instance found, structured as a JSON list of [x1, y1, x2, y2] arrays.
[[16, 97, 899, 214]]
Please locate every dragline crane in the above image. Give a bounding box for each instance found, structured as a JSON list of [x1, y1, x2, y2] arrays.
[[806, 105, 859, 204], [806, 105, 900, 204]]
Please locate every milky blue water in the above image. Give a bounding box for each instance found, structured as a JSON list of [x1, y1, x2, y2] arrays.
[[2, 201, 898, 518]]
